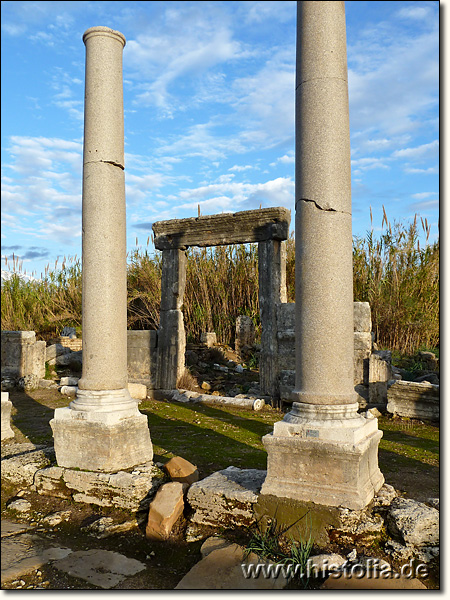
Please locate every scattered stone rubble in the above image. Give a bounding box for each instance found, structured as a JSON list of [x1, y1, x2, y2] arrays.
[[1, 437, 439, 589]]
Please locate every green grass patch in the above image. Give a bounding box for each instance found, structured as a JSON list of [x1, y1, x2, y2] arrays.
[[140, 399, 282, 476]]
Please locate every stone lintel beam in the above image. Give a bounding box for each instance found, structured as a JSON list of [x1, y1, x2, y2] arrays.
[[152, 207, 291, 250]]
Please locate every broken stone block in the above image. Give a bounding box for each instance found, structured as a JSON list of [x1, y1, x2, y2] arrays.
[[187, 467, 266, 529], [387, 498, 439, 547], [353, 332, 372, 385], [127, 382, 147, 401], [235, 316, 256, 358], [60, 376, 80, 386], [127, 330, 157, 388], [46, 344, 71, 363], [60, 385, 77, 397], [1, 331, 46, 383], [368, 350, 392, 405], [200, 536, 231, 557], [34, 462, 164, 510], [7, 498, 32, 514], [54, 350, 82, 368], [145, 481, 185, 541], [387, 380, 439, 421], [372, 483, 398, 508], [414, 372, 439, 385], [353, 302, 372, 333], [1, 391, 14, 440], [164, 456, 199, 485], [417, 351, 439, 371], [200, 332, 217, 347]]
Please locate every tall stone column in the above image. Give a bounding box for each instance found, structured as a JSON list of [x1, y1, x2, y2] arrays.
[[50, 27, 153, 472], [261, 2, 384, 510]]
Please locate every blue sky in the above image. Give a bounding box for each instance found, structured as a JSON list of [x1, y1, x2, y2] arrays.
[[1, 1, 440, 279]]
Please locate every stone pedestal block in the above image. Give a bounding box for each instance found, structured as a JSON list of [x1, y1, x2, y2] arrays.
[[1, 391, 14, 440], [50, 403, 153, 472], [261, 404, 384, 510]]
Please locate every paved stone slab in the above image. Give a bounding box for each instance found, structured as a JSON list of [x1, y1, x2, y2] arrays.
[[51, 549, 145, 589], [175, 543, 288, 590], [1, 519, 32, 538], [1, 533, 72, 583]]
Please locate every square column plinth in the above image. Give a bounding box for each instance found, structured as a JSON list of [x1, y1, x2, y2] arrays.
[[261, 404, 384, 511], [50, 390, 153, 473]]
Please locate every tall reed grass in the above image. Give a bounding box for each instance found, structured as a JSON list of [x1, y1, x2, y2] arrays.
[[353, 207, 439, 354], [1, 210, 439, 354], [1, 255, 82, 341]]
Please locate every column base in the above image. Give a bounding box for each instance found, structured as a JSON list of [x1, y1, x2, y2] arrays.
[[261, 403, 384, 510], [50, 390, 153, 472]]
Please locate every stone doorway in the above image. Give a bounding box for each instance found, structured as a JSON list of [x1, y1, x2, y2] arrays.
[[151, 207, 291, 402]]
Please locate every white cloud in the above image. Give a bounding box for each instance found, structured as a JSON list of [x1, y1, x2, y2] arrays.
[[411, 192, 438, 200], [404, 166, 439, 175], [348, 19, 438, 139], [351, 157, 390, 172], [171, 176, 294, 215], [391, 140, 439, 161], [229, 165, 254, 172], [396, 6, 432, 21], [409, 199, 439, 212]]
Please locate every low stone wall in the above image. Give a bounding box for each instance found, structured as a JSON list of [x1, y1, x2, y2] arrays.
[[387, 380, 439, 421]]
